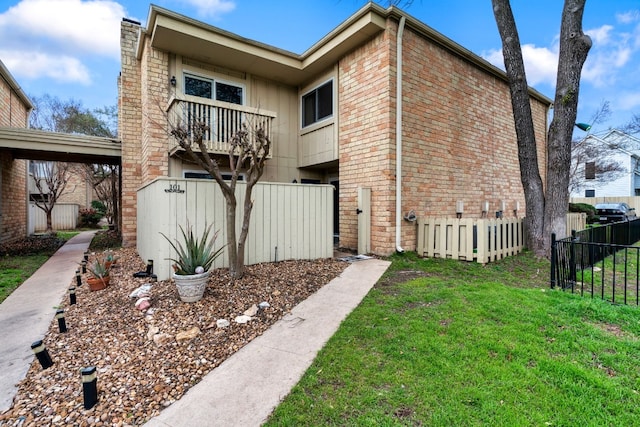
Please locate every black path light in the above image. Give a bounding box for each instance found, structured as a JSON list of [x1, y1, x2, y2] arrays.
[[81, 259, 87, 274], [81, 366, 98, 409], [69, 286, 76, 305], [75, 269, 82, 287], [31, 340, 53, 369], [56, 309, 67, 333]]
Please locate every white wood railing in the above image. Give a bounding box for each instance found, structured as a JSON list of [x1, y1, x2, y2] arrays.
[[167, 97, 276, 156]]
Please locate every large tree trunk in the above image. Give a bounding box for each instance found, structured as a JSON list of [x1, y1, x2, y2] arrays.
[[542, 1, 591, 253], [492, 0, 591, 257]]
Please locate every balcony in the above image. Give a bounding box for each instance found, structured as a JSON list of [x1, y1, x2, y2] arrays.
[[167, 96, 276, 157]]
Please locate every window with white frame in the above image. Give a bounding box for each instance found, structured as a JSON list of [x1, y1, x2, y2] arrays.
[[184, 74, 244, 105], [302, 80, 333, 128]]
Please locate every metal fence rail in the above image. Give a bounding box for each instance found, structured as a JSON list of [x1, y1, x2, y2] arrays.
[[551, 219, 640, 306]]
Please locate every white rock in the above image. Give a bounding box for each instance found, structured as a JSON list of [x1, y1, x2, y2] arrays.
[[147, 325, 160, 341], [234, 315, 252, 324], [195, 266, 205, 274], [216, 319, 230, 328], [244, 304, 258, 317], [258, 301, 270, 309], [129, 284, 152, 298]]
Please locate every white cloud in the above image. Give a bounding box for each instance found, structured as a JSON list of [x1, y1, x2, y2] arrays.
[[617, 91, 640, 111], [586, 25, 613, 45], [616, 10, 640, 25], [180, 0, 235, 19], [0, 50, 91, 85], [482, 44, 558, 87], [0, 0, 124, 59]]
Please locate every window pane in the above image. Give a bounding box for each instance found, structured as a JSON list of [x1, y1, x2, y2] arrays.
[[585, 161, 596, 179], [302, 92, 316, 127], [317, 81, 333, 120], [185, 76, 212, 99], [216, 82, 243, 104]]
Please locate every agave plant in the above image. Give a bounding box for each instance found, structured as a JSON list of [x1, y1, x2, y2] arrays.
[[160, 223, 225, 275]]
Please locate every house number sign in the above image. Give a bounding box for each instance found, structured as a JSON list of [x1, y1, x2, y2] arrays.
[[165, 184, 185, 194]]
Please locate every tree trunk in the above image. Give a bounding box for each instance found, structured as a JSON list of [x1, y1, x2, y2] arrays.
[[542, 0, 591, 253], [492, 0, 590, 257], [225, 194, 239, 278]]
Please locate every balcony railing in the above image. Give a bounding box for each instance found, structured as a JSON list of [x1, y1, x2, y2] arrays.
[[167, 96, 276, 156]]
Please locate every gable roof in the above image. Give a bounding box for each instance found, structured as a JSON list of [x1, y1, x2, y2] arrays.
[[138, 2, 552, 105]]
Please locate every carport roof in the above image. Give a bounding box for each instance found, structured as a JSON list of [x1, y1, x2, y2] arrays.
[[0, 127, 121, 165]]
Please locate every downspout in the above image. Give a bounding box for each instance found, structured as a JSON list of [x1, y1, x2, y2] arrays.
[[395, 16, 406, 253]]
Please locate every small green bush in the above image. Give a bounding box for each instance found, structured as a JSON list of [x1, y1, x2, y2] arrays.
[[569, 202, 598, 223], [78, 208, 102, 228], [91, 200, 107, 217]]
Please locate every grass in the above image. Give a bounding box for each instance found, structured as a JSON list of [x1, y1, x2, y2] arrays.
[[0, 231, 79, 303], [266, 251, 640, 426]]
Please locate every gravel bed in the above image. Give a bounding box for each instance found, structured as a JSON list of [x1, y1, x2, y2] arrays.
[[0, 247, 347, 426]]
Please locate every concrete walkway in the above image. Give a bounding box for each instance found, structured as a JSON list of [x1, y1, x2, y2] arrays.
[[144, 257, 390, 427], [0, 231, 96, 413]]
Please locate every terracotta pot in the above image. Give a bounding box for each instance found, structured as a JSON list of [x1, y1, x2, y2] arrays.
[[173, 271, 209, 302], [87, 276, 109, 291]]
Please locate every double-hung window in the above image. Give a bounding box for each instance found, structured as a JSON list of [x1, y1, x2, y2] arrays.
[[302, 80, 333, 128], [184, 75, 244, 105]]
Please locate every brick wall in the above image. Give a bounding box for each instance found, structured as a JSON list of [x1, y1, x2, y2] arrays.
[[120, 20, 144, 247], [0, 70, 29, 243], [338, 18, 549, 255]]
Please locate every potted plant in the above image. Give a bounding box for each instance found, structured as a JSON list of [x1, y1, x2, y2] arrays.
[[160, 223, 224, 302], [85, 258, 111, 291], [103, 250, 119, 269]]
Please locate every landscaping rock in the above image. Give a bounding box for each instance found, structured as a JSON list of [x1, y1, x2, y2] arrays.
[[216, 319, 230, 328], [234, 315, 252, 324], [176, 327, 201, 343], [244, 304, 258, 317]]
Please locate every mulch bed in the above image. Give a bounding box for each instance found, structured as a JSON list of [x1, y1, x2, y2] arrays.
[[0, 247, 347, 426]]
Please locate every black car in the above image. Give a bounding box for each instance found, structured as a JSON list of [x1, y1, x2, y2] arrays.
[[595, 203, 637, 223]]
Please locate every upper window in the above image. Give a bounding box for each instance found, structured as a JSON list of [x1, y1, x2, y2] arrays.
[[184, 75, 243, 105], [585, 162, 596, 180], [302, 80, 333, 128]]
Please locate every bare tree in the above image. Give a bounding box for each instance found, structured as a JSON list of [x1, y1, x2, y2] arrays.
[[74, 164, 120, 231], [169, 113, 271, 279], [31, 161, 74, 233], [569, 101, 626, 194], [492, 0, 592, 256], [622, 114, 640, 135]]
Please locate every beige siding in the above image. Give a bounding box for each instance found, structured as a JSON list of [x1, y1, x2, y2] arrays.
[[299, 123, 337, 167], [29, 203, 78, 233], [137, 179, 334, 280]]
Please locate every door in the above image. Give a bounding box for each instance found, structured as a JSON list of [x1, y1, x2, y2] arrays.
[[357, 187, 371, 254]]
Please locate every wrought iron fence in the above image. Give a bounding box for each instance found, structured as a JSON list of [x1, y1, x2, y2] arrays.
[[551, 219, 640, 305]]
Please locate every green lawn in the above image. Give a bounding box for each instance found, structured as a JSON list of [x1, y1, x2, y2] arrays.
[[266, 252, 640, 426], [0, 231, 78, 303]]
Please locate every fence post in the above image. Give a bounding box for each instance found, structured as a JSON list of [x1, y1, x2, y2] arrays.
[[570, 230, 577, 290], [550, 233, 557, 289]]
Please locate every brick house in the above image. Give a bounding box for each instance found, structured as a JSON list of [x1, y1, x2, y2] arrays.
[[0, 59, 32, 244], [119, 3, 551, 255]]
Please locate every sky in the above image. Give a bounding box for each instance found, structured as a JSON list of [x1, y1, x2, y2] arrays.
[[1, 0, 639, 135]]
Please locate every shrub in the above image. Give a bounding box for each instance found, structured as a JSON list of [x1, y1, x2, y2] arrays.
[[89, 230, 122, 250], [78, 208, 102, 228], [91, 200, 107, 217], [569, 202, 598, 223]]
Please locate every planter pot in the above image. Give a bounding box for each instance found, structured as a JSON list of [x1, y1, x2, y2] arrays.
[[173, 271, 209, 302], [87, 276, 109, 291]]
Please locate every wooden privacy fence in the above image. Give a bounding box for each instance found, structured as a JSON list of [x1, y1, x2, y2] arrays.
[[137, 178, 334, 281], [417, 213, 588, 264], [29, 203, 78, 233], [416, 217, 524, 264]]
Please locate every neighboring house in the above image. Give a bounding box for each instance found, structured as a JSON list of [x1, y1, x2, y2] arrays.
[[570, 129, 640, 198], [119, 3, 551, 255], [0, 59, 32, 244]]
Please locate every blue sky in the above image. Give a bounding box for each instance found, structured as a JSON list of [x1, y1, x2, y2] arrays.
[[1, 0, 639, 133]]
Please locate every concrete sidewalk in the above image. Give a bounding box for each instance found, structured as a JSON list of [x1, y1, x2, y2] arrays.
[[0, 231, 96, 413], [144, 257, 390, 427]]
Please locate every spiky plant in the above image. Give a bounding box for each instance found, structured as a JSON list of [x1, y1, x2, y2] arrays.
[[160, 223, 225, 275]]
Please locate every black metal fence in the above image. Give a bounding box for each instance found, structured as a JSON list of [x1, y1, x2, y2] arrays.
[[551, 219, 640, 305]]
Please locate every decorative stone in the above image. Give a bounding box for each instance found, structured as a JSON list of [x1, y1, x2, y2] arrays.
[[234, 315, 252, 324], [195, 266, 205, 274], [258, 301, 270, 309], [216, 319, 230, 328], [129, 284, 152, 298], [243, 304, 258, 317], [135, 297, 151, 311], [176, 327, 201, 343], [147, 326, 160, 341], [153, 333, 174, 346]]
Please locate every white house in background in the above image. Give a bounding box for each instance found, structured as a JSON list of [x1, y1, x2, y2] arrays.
[[571, 129, 640, 198]]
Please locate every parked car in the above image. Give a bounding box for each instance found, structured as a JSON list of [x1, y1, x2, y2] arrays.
[[595, 203, 637, 223]]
